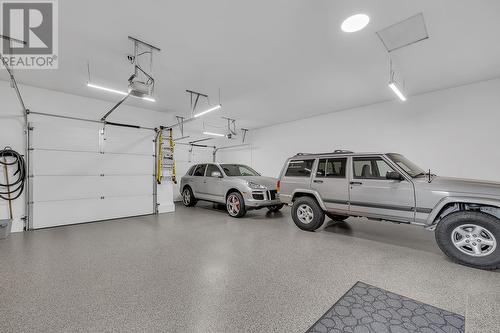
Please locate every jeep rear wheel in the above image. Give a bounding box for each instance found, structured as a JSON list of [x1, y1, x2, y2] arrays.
[[292, 197, 325, 231], [435, 211, 500, 270]]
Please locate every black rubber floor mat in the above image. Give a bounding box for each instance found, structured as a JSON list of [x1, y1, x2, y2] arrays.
[[307, 281, 465, 333]]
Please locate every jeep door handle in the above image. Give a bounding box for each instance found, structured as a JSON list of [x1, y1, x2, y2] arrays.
[[313, 180, 324, 184], [350, 181, 362, 185]]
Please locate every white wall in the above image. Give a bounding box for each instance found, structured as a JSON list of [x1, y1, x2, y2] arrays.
[[0, 82, 206, 231], [217, 78, 500, 182]]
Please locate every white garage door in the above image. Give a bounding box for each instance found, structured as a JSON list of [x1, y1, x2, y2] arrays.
[[29, 116, 155, 229]]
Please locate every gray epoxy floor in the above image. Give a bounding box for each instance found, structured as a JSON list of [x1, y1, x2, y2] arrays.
[[1, 203, 499, 333]]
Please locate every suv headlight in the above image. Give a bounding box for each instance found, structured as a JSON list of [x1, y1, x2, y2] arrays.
[[247, 181, 266, 190]]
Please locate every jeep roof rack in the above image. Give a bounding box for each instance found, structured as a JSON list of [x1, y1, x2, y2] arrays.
[[295, 150, 354, 156]]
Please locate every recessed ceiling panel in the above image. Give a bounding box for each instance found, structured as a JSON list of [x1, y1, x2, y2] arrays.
[[377, 13, 429, 52]]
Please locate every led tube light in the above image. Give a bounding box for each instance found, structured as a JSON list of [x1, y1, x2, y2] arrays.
[[203, 131, 226, 137], [388, 82, 407, 102], [193, 105, 221, 118], [87, 83, 156, 102]]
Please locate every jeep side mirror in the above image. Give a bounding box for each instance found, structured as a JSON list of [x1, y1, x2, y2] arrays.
[[386, 171, 404, 181], [211, 171, 223, 178]]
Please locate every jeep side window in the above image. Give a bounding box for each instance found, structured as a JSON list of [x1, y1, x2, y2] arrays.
[[353, 157, 394, 179], [285, 159, 314, 177], [316, 160, 326, 177], [193, 164, 207, 177], [316, 158, 346, 178]]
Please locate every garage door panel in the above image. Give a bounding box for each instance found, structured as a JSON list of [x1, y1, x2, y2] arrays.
[[32, 195, 152, 229], [102, 196, 153, 218], [101, 154, 154, 174], [104, 126, 154, 154], [33, 176, 101, 202], [33, 198, 102, 228], [32, 175, 152, 202], [32, 150, 102, 175], [101, 175, 152, 197], [32, 150, 153, 176], [31, 120, 99, 151]]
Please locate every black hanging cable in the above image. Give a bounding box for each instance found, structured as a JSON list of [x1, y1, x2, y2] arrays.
[[0, 147, 26, 201]]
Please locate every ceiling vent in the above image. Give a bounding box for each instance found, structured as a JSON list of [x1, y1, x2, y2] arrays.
[[376, 13, 429, 52]]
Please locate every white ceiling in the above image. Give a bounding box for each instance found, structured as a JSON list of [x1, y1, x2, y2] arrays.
[[2, 0, 500, 130]]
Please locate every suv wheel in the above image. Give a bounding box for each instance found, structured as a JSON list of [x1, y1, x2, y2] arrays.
[[292, 197, 325, 231], [226, 192, 247, 218], [435, 211, 500, 270], [182, 187, 197, 207], [267, 204, 284, 213], [326, 213, 349, 221]]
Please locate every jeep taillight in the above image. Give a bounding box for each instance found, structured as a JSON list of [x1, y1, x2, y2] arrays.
[[277, 180, 280, 193]]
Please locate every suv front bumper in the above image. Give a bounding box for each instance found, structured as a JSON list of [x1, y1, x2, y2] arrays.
[[243, 190, 281, 209]]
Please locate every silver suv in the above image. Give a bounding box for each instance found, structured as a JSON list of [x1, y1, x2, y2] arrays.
[[180, 163, 283, 217], [278, 150, 500, 270]]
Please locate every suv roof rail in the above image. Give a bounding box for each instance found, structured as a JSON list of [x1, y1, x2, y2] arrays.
[[295, 150, 354, 156]]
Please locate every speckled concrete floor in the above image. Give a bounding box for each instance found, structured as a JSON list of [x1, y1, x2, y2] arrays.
[[0, 203, 499, 333]]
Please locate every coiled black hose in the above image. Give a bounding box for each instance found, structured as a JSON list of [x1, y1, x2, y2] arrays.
[[0, 147, 26, 201]]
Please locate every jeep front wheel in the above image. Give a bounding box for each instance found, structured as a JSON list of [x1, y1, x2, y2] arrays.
[[435, 211, 500, 270], [291, 197, 325, 231]]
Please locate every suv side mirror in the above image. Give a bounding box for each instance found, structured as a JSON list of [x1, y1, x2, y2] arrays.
[[211, 171, 223, 178], [386, 171, 404, 181]]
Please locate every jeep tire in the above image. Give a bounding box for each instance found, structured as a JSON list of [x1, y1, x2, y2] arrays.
[[291, 197, 325, 231], [435, 211, 500, 270]]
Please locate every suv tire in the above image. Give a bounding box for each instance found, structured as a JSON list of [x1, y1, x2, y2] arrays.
[[182, 186, 197, 207], [292, 197, 325, 231], [435, 211, 500, 270], [326, 213, 349, 221], [226, 192, 247, 218]]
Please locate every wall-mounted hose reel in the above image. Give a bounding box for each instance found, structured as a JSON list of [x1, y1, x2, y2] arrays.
[[1, 147, 27, 219]]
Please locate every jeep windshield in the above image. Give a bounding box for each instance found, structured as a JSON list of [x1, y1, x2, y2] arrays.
[[220, 164, 261, 177], [386, 153, 426, 177]]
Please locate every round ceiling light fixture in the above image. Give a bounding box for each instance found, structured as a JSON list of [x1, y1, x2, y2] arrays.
[[341, 14, 370, 32]]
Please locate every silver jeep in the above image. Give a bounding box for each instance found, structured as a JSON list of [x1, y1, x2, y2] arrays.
[[278, 150, 500, 270], [180, 163, 283, 217]]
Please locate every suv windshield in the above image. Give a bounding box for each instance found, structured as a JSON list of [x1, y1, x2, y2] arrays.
[[386, 153, 425, 177], [220, 164, 260, 177]]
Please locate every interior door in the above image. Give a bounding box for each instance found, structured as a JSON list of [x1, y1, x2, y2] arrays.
[[311, 158, 349, 214], [203, 164, 226, 203], [349, 156, 415, 222]]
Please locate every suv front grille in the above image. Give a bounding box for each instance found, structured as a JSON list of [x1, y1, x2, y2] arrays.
[[268, 190, 277, 200]]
